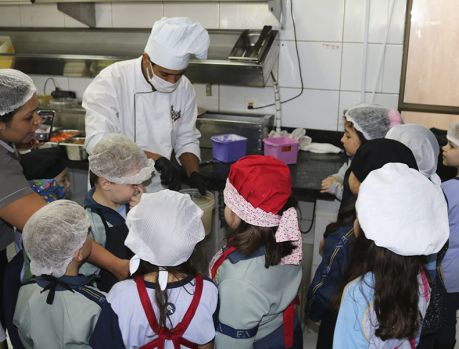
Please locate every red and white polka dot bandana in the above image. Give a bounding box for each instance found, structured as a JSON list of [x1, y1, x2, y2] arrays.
[[224, 179, 302, 265]]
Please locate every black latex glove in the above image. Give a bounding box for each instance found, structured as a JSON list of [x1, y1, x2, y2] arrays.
[[154, 157, 182, 191], [189, 171, 207, 195]]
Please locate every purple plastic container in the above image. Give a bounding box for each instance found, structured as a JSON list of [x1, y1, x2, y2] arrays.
[[211, 134, 248, 163], [263, 137, 299, 164]]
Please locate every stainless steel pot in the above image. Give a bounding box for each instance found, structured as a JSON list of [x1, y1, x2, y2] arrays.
[[61, 137, 87, 161]]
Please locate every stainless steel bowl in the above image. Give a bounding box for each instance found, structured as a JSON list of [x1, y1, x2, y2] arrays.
[[61, 137, 87, 161]]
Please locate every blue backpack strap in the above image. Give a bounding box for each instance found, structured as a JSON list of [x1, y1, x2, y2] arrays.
[[216, 321, 259, 339], [75, 285, 106, 307]]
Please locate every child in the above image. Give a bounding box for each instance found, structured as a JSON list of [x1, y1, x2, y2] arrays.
[[307, 138, 418, 349], [386, 123, 441, 185], [210, 155, 303, 349], [90, 190, 218, 348], [20, 147, 71, 202], [13, 200, 106, 348], [334, 163, 449, 348], [321, 104, 400, 203], [436, 122, 459, 349], [81, 133, 155, 291]]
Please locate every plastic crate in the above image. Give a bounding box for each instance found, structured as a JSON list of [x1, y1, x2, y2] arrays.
[[263, 136, 299, 164], [211, 134, 247, 163]]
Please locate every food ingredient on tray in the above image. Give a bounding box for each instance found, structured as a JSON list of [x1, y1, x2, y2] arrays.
[[49, 130, 80, 142]]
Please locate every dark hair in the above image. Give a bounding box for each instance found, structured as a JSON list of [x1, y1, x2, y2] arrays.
[[89, 170, 99, 187], [323, 195, 356, 239], [131, 259, 197, 330], [0, 108, 18, 125], [226, 196, 297, 268], [339, 232, 424, 340], [344, 120, 367, 144]]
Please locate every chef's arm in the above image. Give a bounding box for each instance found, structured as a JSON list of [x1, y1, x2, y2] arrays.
[[88, 241, 129, 281], [179, 152, 200, 176]]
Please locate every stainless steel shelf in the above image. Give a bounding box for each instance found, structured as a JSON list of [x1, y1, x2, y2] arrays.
[[0, 28, 279, 87]]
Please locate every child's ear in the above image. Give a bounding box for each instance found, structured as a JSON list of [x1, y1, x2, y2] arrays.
[[98, 177, 112, 191]]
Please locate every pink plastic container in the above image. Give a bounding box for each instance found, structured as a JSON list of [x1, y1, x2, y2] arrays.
[[263, 137, 299, 164], [211, 134, 247, 163]]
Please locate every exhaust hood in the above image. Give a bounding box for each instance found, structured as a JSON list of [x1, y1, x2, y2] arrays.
[[0, 27, 279, 87]]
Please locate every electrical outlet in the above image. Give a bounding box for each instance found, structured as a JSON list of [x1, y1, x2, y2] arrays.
[[245, 98, 256, 109]]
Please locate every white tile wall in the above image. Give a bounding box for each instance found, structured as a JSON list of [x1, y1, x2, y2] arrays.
[[111, 3, 163, 28], [20, 4, 65, 27], [340, 43, 384, 93], [0, 1, 407, 131], [280, 88, 340, 130], [68, 77, 93, 99], [95, 3, 112, 28], [0, 5, 21, 27], [194, 83, 219, 111], [164, 3, 219, 29], [343, 0, 407, 44], [280, 0, 345, 42], [219, 3, 279, 30], [30, 74, 70, 95], [279, 41, 342, 90]]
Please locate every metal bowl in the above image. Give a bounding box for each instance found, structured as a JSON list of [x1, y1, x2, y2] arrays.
[[61, 137, 87, 161]]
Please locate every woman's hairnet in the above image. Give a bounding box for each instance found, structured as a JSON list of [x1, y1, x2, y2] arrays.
[[88, 133, 155, 184], [344, 104, 391, 140], [22, 200, 89, 277], [386, 124, 440, 184], [0, 69, 37, 117], [447, 122, 459, 147]]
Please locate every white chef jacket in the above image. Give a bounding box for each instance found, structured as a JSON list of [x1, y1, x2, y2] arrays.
[[83, 57, 201, 192]]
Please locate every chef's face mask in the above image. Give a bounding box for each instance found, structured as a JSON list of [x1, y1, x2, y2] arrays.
[[150, 73, 180, 93]]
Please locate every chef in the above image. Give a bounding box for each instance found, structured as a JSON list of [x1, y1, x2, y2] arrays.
[[83, 17, 209, 194]]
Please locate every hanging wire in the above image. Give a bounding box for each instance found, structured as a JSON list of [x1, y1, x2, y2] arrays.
[[43, 77, 57, 96], [250, 0, 304, 110]]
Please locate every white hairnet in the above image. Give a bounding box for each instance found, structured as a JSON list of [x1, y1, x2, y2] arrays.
[[344, 104, 391, 140], [356, 163, 449, 256], [447, 122, 459, 147], [386, 124, 440, 184], [126, 190, 204, 269], [22, 200, 89, 277], [145, 17, 210, 71], [88, 133, 155, 185], [0, 69, 37, 117]]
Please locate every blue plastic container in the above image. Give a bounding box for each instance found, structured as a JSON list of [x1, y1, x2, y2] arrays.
[[211, 134, 248, 163]]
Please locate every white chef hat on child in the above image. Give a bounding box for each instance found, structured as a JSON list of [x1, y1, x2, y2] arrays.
[[126, 190, 205, 290], [144, 17, 210, 71], [356, 163, 449, 256], [88, 133, 155, 185], [23, 200, 89, 277]]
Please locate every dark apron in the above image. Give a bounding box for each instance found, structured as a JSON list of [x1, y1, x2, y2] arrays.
[[94, 208, 132, 292]]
